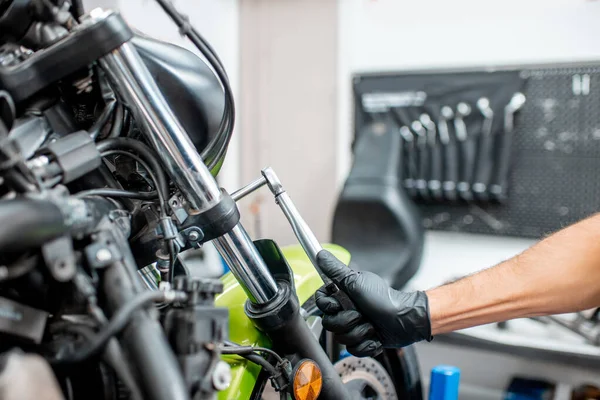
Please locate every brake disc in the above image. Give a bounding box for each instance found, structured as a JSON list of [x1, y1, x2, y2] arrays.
[[334, 356, 398, 400]]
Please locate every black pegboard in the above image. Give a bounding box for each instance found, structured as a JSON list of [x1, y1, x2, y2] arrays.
[[354, 64, 600, 238]]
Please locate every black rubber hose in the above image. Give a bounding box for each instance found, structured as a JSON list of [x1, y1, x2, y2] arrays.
[[74, 188, 158, 200], [53, 290, 168, 364], [0, 199, 67, 253], [89, 100, 116, 140], [107, 103, 124, 139], [221, 341, 284, 364], [236, 352, 279, 378]]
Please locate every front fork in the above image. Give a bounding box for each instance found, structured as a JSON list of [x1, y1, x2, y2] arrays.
[[97, 13, 349, 399]]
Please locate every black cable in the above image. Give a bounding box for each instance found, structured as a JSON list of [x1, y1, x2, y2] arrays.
[[97, 139, 178, 282], [154, 0, 235, 171], [52, 290, 167, 364], [107, 103, 125, 139], [167, 238, 177, 283], [74, 188, 158, 200], [222, 341, 284, 364], [89, 100, 116, 140], [154, 0, 227, 74], [236, 352, 279, 378]]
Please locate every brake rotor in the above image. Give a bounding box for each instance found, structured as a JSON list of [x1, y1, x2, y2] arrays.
[[334, 356, 398, 400]]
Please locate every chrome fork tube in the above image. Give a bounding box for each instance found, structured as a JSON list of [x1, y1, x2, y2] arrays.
[[100, 42, 277, 304]]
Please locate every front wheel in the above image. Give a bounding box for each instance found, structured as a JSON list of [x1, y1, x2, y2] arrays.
[[335, 355, 398, 399], [328, 343, 423, 400]]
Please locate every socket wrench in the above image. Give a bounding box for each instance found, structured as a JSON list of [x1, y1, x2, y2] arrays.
[[231, 168, 357, 311]]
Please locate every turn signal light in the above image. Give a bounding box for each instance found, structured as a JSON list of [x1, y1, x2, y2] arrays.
[[292, 359, 323, 400]]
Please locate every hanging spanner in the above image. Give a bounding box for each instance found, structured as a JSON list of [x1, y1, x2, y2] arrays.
[[420, 113, 443, 201], [454, 102, 475, 201], [411, 120, 430, 201], [471, 97, 495, 201], [438, 106, 459, 201], [490, 93, 526, 201], [399, 125, 418, 198]]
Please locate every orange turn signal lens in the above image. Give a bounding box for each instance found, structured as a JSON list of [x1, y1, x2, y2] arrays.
[[293, 359, 323, 400]]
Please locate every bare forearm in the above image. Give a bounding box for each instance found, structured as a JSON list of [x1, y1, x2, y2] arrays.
[[427, 214, 600, 335]]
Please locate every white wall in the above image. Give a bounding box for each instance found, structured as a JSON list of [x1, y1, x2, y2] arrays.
[[83, 0, 241, 191]]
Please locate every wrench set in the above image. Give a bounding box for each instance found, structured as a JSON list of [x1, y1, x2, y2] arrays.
[[391, 93, 526, 204], [350, 66, 600, 238]]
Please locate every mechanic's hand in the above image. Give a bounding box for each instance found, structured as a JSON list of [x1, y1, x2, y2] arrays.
[[315, 250, 432, 357]]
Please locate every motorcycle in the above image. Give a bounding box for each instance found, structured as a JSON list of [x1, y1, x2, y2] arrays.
[[0, 1, 423, 399]]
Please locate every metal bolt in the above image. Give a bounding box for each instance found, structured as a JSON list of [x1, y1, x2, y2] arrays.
[[212, 361, 232, 391], [188, 231, 200, 241], [95, 248, 112, 263]]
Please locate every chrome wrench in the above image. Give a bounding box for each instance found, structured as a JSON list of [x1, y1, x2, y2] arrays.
[[411, 120, 430, 201], [454, 102, 475, 201], [438, 106, 459, 201], [420, 113, 443, 201], [473, 97, 494, 201], [231, 167, 356, 311], [490, 93, 526, 201]]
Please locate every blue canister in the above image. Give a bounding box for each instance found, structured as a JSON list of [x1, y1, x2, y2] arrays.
[[429, 365, 461, 400]]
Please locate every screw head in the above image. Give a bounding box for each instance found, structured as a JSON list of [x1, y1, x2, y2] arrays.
[[212, 361, 232, 391], [188, 231, 200, 241], [95, 248, 112, 263]]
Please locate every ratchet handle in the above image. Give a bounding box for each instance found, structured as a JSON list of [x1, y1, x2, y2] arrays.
[[324, 281, 357, 311], [324, 278, 383, 357]]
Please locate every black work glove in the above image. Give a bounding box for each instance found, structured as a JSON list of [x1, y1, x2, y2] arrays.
[[315, 250, 432, 357]]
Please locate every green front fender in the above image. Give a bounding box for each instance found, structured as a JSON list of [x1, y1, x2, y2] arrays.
[[215, 244, 350, 400]]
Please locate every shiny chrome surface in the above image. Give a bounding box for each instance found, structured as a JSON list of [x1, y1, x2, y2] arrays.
[[476, 97, 494, 136], [277, 192, 322, 266], [261, 167, 322, 266], [100, 42, 221, 212], [231, 176, 267, 202], [100, 40, 278, 304], [504, 92, 526, 133], [213, 224, 278, 303], [453, 103, 470, 141]]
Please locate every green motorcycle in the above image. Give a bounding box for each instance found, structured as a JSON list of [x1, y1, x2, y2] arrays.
[[0, 0, 424, 399]]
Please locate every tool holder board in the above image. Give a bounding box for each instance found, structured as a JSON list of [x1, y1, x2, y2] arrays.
[[352, 62, 600, 238]]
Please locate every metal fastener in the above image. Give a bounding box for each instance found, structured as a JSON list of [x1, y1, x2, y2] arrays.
[[212, 361, 232, 391], [95, 248, 112, 263], [188, 230, 200, 241]]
